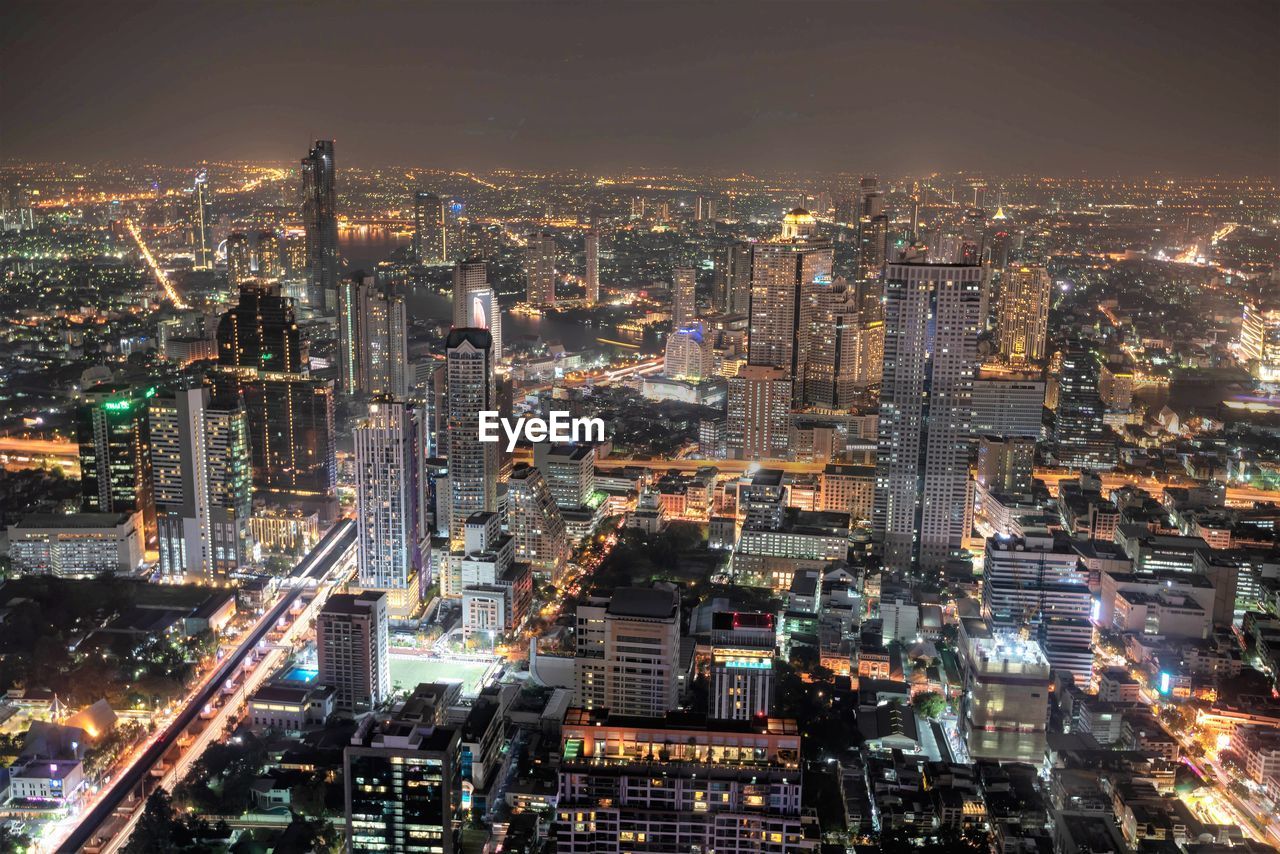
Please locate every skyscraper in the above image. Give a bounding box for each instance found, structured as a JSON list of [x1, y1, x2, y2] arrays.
[[225, 231, 252, 290], [506, 464, 569, 582], [874, 262, 983, 573], [77, 383, 157, 544], [412, 191, 446, 264], [215, 282, 336, 504], [451, 259, 502, 357], [746, 210, 834, 387], [1052, 341, 1115, 470], [192, 169, 212, 270], [708, 610, 776, 720], [583, 227, 599, 305], [354, 400, 425, 603], [803, 281, 884, 409], [720, 242, 753, 315], [572, 587, 681, 717], [524, 230, 556, 306], [150, 385, 252, 580], [445, 328, 498, 550], [338, 274, 408, 397], [301, 140, 339, 311], [318, 591, 390, 713], [959, 624, 1050, 764], [671, 266, 697, 327], [997, 264, 1051, 364]]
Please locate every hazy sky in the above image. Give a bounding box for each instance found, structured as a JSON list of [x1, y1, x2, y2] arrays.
[[3, 0, 1277, 176]]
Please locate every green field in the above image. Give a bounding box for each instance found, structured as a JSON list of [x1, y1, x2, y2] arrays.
[[389, 655, 495, 696]]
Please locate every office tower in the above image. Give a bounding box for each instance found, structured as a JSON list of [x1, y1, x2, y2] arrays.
[[1098, 361, 1134, 410], [337, 274, 408, 397], [664, 322, 714, 380], [857, 214, 889, 282], [720, 242, 753, 315], [573, 587, 681, 716], [971, 365, 1045, 439], [959, 623, 1051, 765], [192, 169, 212, 270], [983, 532, 1094, 687], [445, 328, 497, 550], [1052, 341, 1115, 470], [803, 282, 884, 409], [225, 232, 253, 290], [355, 400, 425, 600], [345, 714, 462, 854], [318, 591, 390, 713], [255, 230, 282, 279], [150, 386, 251, 580], [874, 262, 983, 574], [672, 266, 697, 327], [976, 435, 1035, 497], [412, 191, 446, 264], [524, 230, 556, 306], [726, 364, 791, 460], [708, 611, 776, 720], [1240, 300, 1280, 382], [506, 465, 569, 581], [554, 707, 806, 854], [747, 212, 834, 383], [457, 512, 531, 644], [583, 228, 599, 305], [301, 139, 339, 310], [451, 259, 502, 357], [533, 443, 596, 509], [215, 283, 336, 502], [997, 264, 1051, 364], [76, 383, 156, 544]]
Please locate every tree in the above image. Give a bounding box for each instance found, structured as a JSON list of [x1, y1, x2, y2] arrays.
[[126, 790, 177, 853], [0, 825, 32, 854], [912, 691, 946, 720]]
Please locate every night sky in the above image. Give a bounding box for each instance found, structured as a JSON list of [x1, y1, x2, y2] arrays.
[[2, 0, 1277, 175]]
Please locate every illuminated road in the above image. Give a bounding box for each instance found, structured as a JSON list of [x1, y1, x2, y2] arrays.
[[124, 219, 188, 310], [54, 522, 355, 853]]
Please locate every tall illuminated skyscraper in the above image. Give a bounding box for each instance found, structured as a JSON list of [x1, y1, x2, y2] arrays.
[[355, 400, 425, 606], [301, 140, 339, 310], [192, 169, 212, 270], [451, 259, 502, 357], [721, 242, 753, 315], [445, 328, 498, 549], [506, 464, 569, 583], [874, 262, 983, 574], [339, 275, 408, 397], [77, 383, 157, 544], [583, 227, 599, 305], [1052, 340, 1114, 470], [225, 231, 252, 289], [412, 191, 446, 264], [726, 364, 791, 461], [746, 210, 834, 387], [672, 266, 697, 327], [997, 264, 1051, 364], [524, 230, 557, 306], [803, 282, 884, 409]]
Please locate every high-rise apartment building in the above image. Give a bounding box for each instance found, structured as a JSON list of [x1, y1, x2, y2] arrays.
[[1239, 300, 1280, 382], [150, 385, 251, 579], [997, 264, 1051, 364], [874, 263, 983, 574], [445, 329, 498, 550], [505, 465, 569, 582], [709, 611, 776, 720], [970, 365, 1045, 439], [726, 364, 791, 461], [318, 591, 390, 713], [301, 140, 339, 310], [338, 275, 408, 398], [719, 242, 753, 315], [573, 587, 681, 717], [192, 169, 212, 270], [354, 400, 425, 603], [664, 323, 714, 380], [803, 282, 884, 409], [524, 230, 556, 306], [1052, 341, 1115, 470], [672, 265, 697, 327], [76, 383, 156, 544], [225, 231, 253, 290], [412, 191, 446, 264], [975, 435, 1035, 497], [451, 260, 502, 357], [583, 228, 599, 305], [746, 213, 834, 382]]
